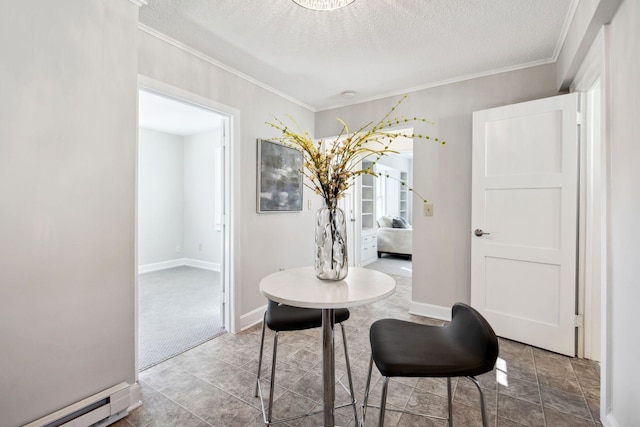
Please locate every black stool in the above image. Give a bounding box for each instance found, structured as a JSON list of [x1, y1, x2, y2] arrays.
[[362, 303, 499, 426], [255, 300, 358, 425]]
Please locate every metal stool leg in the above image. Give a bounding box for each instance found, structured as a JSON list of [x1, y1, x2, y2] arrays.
[[447, 377, 453, 427], [266, 331, 279, 424], [340, 323, 359, 426], [378, 377, 390, 427], [254, 312, 267, 397], [361, 355, 374, 426], [469, 376, 489, 427]]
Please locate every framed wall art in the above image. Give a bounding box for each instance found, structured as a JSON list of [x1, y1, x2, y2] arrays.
[[257, 139, 303, 213]]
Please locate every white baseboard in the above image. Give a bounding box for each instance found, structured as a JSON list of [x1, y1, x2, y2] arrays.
[[240, 304, 267, 331], [139, 258, 221, 274], [409, 301, 452, 321], [184, 258, 221, 272], [138, 259, 185, 274], [361, 257, 377, 266], [128, 382, 142, 411], [603, 413, 620, 427]]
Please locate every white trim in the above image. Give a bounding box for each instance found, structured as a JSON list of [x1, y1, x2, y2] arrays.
[[128, 382, 142, 412], [601, 24, 613, 426], [240, 305, 267, 331], [336, 0, 579, 114], [409, 301, 451, 322], [552, 0, 581, 61], [570, 25, 613, 425], [318, 58, 557, 112], [604, 413, 621, 427], [128, 0, 147, 7], [138, 259, 184, 274], [138, 258, 221, 273], [184, 259, 221, 272], [575, 79, 603, 361], [138, 22, 571, 114], [137, 24, 315, 112], [361, 258, 376, 267]]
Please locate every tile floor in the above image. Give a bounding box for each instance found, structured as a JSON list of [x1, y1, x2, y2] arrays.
[[115, 268, 602, 427]]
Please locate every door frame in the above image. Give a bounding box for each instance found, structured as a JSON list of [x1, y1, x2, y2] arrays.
[[572, 27, 606, 362], [135, 76, 241, 371], [570, 26, 610, 421]]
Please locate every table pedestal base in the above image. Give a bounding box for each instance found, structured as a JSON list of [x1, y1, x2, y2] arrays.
[[322, 308, 336, 427]]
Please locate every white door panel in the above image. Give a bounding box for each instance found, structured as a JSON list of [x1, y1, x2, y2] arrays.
[[484, 257, 560, 325], [485, 187, 562, 249], [472, 93, 578, 356], [485, 111, 563, 175]]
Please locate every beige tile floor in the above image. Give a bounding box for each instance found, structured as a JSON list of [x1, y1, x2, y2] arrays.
[[116, 264, 602, 427]]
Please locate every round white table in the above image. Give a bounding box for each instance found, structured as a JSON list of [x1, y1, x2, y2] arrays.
[[260, 266, 396, 427]]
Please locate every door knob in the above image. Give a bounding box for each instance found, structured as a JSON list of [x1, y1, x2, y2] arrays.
[[474, 229, 491, 237]]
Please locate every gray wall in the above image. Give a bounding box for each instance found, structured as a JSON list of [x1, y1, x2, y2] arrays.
[[0, 1, 138, 425], [607, 1, 640, 424], [138, 128, 185, 265], [316, 64, 560, 309], [137, 128, 222, 268], [184, 130, 223, 265]]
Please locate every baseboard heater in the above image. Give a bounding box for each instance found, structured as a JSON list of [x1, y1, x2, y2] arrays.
[[23, 382, 130, 427]]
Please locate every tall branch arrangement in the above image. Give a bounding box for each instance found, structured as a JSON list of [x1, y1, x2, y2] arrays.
[[267, 95, 445, 207]]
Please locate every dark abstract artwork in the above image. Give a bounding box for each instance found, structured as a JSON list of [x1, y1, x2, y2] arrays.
[[257, 139, 303, 212]]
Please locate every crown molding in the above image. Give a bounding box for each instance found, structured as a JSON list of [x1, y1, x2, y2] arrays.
[[552, 0, 580, 62], [129, 0, 147, 7], [317, 58, 556, 112], [137, 24, 316, 112], [138, 17, 564, 113]]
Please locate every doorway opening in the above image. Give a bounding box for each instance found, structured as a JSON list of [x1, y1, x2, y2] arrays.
[[137, 88, 228, 370], [362, 132, 414, 280]]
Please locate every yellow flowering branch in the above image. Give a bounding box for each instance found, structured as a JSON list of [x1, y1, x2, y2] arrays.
[[267, 95, 445, 207]]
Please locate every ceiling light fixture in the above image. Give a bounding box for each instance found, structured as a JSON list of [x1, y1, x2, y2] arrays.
[[292, 0, 355, 11], [341, 91, 356, 98]]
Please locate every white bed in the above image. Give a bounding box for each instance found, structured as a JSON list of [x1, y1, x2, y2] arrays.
[[376, 216, 412, 259]]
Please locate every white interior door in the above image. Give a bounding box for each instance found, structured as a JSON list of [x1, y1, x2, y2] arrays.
[[471, 93, 579, 356]]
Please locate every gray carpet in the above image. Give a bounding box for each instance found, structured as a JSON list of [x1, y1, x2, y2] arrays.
[[138, 266, 225, 370]]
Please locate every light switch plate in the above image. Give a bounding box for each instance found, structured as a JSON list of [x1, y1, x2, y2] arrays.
[[424, 203, 434, 216]]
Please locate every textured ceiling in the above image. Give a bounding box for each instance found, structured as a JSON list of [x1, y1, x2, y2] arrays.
[[139, 0, 577, 111]]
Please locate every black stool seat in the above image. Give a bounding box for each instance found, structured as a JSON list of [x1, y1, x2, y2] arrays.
[[362, 303, 499, 427], [265, 300, 350, 332], [370, 318, 496, 378]]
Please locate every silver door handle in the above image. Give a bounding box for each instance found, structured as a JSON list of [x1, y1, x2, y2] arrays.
[[474, 229, 491, 237]]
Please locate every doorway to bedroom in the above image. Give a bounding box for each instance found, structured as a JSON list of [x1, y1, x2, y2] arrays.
[[363, 133, 414, 283], [137, 88, 228, 370]]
